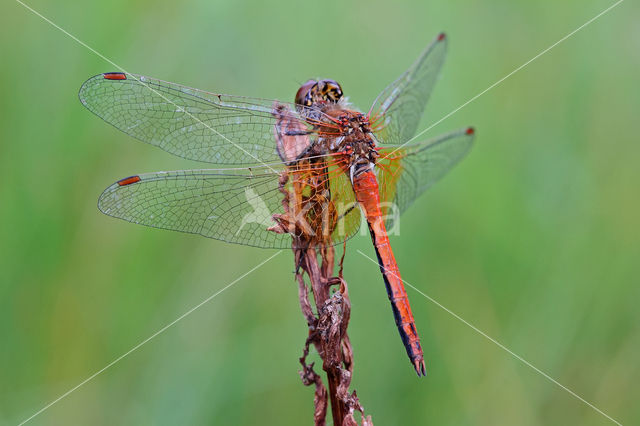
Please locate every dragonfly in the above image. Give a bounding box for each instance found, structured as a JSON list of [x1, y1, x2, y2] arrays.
[[79, 32, 474, 376]]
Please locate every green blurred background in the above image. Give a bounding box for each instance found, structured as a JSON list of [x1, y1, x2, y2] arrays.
[[1, 0, 638, 424]]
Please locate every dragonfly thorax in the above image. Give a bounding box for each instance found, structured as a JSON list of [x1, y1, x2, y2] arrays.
[[322, 109, 379, 181], [325, 109, 372, 137]]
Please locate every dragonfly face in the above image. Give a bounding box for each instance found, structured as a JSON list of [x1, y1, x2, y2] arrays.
[[80, 32, 475, 375], [295, 79, 343, 108]]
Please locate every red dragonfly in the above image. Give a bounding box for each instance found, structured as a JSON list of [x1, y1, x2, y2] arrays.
[[79, 33, 474, 376]]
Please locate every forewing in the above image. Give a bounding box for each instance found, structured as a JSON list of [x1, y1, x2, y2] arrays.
[[376, 127, 474, 230], [369, 33, 447, 145], [79, 73, 317, 165]]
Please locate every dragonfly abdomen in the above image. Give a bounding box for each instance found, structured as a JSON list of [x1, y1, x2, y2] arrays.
[[352, 170, 426, 376]]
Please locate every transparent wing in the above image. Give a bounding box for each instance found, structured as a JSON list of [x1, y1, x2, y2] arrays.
[[79, 73, 328, 165], [98, 162, 361, 249], [369, 33, 447, 145], [376, 127, 475, 230]]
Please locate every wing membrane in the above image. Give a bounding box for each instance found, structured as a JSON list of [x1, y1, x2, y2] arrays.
[[98, 163, 360, 249], [376, 127, 474, 230], [79, 73, 321, 165], [369, 33, 447, 145]]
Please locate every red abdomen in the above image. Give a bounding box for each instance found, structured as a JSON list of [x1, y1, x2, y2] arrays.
[[352, 170, 426, 376]]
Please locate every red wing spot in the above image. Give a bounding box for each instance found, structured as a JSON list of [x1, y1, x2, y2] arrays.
[[117, 175, 141, 186], [465, 127, 475, 135], [103, 72, 127, 80], [437, 32, 446, 41]]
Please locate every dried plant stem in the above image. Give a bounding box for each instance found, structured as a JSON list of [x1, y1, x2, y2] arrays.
[[270, 170, 372, 425], [295, 244, 371, 426]]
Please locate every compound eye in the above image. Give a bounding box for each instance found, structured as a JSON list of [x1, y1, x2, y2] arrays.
[[322, 79, 343, 102], [295, 80, 318, 105]]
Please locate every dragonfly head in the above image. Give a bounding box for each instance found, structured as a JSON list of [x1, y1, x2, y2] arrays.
[[295, 79, 343, 107]]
